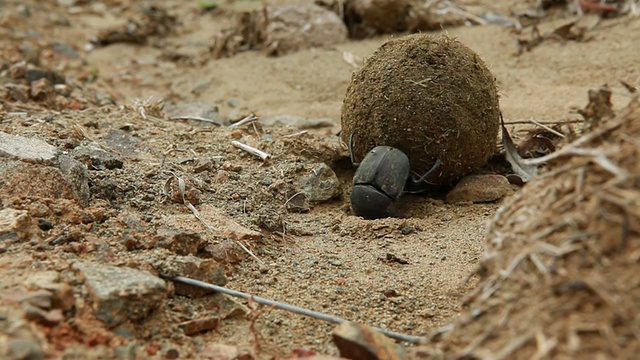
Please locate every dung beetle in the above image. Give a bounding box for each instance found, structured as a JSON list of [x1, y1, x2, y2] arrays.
[[348, 134, 441, 219]]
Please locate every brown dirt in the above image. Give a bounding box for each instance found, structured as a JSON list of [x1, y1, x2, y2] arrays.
[[1, 0, 639, 359]]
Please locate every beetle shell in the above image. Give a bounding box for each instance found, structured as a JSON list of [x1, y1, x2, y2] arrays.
[[350, 146, 411, 218]]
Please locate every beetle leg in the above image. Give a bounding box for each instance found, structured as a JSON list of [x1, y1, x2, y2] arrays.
[[414, 158, 441, 183], [404, 158, 441, 193], [348, 133, 361, 168]]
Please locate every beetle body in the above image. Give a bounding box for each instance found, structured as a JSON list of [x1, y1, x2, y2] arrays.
[[351, 146, 411, 219]]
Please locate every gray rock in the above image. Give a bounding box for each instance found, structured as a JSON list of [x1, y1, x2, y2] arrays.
[[50, 42, 80, 58], [91, 178, 119, 202], [102, 130, 140, 157], [0, 131, 58, 164], [298, 163, 342, 202], [71, 143, 123, 170], [57, 155, 90, 207], [73, 262, 167, 328], [261, 4, 348, 56], [261, 115, 335, 129], [25, 68, 65, 85], [114, 342, 138, 360], [445, 174, 512, 204], [7, 339, 44, 360]]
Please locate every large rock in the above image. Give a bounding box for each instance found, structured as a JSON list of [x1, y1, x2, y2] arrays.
[[0, 131, 90, 207], [0, 131, 58, 164], [73, 262, 166, 328], [262, 3, 348, 56], [71, 143, 124, 170]]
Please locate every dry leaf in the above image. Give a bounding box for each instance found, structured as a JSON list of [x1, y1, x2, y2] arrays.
[[501, 115, 538, 182]]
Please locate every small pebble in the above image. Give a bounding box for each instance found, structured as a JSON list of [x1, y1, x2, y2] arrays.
[[400, 225, 415, 235], [446, 174, 511, 204], [165, 348, 180, 359], [38, 219, 54, 231]]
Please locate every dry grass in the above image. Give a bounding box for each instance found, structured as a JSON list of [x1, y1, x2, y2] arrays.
[[416, 97, 640, 359]]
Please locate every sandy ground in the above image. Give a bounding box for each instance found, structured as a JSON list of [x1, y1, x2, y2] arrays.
[[1, 0, 639, 358]]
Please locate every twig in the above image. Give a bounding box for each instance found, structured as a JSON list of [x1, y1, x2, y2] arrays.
[[443, 2, 488, 25], [499, 252, 528, 280], [133, 96, 164, 121], [168, 115, 223, 126], [342, 51, 361, 68], [232, 140, 270, 160], [533, 330, 558, 360], [522, 104, 628, 166], [503, 119, 584, 125], [493, 330, 535, 360], [160, 274, 426, 344], [229, 114, 258, 128], [283, 191, 305, 214], [405, 78, 431, 88], [530, 119, 565, 138], [283, 130, 308, 138]]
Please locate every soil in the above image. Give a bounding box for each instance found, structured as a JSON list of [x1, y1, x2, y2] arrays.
[[0, 0, 639, 359]]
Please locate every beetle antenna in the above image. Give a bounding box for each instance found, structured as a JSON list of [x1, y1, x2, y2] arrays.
[[348, 133, 360, 167]]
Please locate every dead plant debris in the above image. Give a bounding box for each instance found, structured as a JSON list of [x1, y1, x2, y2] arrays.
[[577, 84, 616, 130], [415, 97, 640, 359], [92, 6, 177, 46]]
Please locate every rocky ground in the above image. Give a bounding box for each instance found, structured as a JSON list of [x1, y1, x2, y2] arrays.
[[1, 0, 638, 359]]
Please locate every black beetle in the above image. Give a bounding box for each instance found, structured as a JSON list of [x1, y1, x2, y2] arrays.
[[348, 134, 441, 219]]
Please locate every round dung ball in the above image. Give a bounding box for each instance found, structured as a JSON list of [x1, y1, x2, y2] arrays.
[[341, 33, 500, 186]]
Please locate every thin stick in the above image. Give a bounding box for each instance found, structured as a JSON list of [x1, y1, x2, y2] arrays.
[[522, 105, 629, 166], [342, 51, 361, 68], [229, 114, 258, 128], [161, 274, 426, 344], [232, 140, 270, 160], [448, 3, 488, 25], [503, 119, 583, 125], [530, 119, 565, 138], [283, 130, 308, 138], [168, 116, 223, 126]]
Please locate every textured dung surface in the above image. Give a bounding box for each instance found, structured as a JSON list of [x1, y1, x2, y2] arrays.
[[341, 34, 500, 185]]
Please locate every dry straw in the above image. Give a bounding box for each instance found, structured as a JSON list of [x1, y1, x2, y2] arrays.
[[418, 98, 640, 359]]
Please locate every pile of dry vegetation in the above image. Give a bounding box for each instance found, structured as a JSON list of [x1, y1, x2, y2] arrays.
[[415, 97, 640, 358]]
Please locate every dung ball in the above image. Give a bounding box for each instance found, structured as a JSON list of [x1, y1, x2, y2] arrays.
[[341, 34, 500, 186]]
